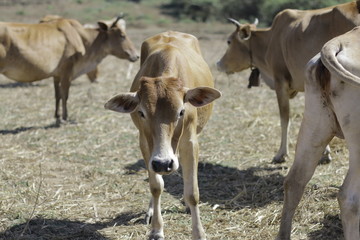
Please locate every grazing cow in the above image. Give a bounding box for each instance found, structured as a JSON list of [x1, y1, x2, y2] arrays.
[[105, 31, 221, 240], [217, 1, 360, 163], [277, 26, 360, 240], [0, 16, 139, 121]]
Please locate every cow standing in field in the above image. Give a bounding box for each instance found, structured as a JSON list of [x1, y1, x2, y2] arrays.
[[0, 16, 139, 122], [105, 31, 221, 240], [277, 26, 360, 240], [217, 1, 360, 163]]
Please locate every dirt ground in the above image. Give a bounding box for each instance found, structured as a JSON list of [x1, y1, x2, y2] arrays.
[[0, 17, 350, 240]]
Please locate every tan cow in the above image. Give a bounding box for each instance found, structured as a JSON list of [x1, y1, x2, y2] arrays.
[[105, 31, 221, 240], [217, 1, 360, 163], [277, 26, 360, 240], [0, 16, 139, 121], [39, 15, 99, 83]]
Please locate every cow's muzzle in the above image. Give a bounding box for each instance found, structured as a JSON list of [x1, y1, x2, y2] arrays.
[[151, 158, 176, 174], [216, 60, 234, 74], [129, 54, 139, 62]]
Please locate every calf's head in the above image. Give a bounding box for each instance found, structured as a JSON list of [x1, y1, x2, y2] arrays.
[[98, 16, 139, 62], [105, 77, 221, 175], [217, 18, 258, 74]]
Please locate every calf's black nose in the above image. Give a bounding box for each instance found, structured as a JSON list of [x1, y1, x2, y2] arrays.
[[152, 159, 174, 173]]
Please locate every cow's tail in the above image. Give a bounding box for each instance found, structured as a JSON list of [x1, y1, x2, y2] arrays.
[[306, 53, 330, 93], [320, 37, 360, 88]]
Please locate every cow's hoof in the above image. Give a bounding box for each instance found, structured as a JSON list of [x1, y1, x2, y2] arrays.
[[148, 233, 164, 240], [319, 155, 332, 165], [272, 155, 286, 164]]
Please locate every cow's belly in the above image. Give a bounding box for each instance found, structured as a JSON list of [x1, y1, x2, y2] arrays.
[[1, 66, 53, 82]]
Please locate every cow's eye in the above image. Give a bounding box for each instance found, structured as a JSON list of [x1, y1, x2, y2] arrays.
[[179, 109, 185, 117], [227, 40, 231, 45], [138, 111, 145, 118]]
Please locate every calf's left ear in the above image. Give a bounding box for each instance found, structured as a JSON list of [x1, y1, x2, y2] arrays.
[[185, 87, 221, 107], [104, 92, 139, 113]]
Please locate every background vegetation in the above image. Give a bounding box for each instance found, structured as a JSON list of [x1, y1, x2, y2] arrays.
[[0, 0, 353, 239], [0, 0, 347, 26]]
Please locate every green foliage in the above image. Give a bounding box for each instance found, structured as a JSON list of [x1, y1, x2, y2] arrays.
[[260, 0, 345, 25], [163, 0, 346, 25]]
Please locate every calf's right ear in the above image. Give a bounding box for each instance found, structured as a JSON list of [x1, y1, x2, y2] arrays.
[[104, 92, 139, 113]]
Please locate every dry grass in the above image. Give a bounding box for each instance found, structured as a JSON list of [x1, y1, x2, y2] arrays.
[[0, 9, 350, 240]]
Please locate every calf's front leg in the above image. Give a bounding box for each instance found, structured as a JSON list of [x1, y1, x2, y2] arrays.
[[179, 131, 206, 240], [148, 171, 164, 240], [139, 133, 165, 240]]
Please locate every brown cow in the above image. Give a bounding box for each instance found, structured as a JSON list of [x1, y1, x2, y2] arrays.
[[105, 31, 221, 240], [277, 26, 360, 240], [0, 16, 139, 121], [217, 1, 360, 163]]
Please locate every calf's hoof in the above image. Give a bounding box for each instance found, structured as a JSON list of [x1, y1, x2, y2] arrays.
[[148, 233, 164, 240]]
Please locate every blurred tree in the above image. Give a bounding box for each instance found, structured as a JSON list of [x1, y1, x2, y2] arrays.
[[161, 0, 346, 25]]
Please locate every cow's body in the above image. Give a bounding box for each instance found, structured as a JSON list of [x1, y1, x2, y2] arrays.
[[0, 17, 139, 121], [277, 26, 360, 240], [217, 1, 360, 163], [105, 31, 221, 240]]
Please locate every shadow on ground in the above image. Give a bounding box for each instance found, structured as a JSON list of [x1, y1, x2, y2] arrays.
[[125, 159, 285, 209], [0, 123, 61, 135], [0, 82, 43, 88], [308, 214, 343, 240], [0, 212, 144, 240]]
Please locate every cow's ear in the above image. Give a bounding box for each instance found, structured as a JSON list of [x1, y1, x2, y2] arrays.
[[185, 87, 221, 107], [97, 21, 109, 31], [104, 92, 139, 113], [239, 25, 251, 40]]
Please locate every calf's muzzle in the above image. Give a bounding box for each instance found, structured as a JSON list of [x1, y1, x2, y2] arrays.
[[151, 158, 175, 174]]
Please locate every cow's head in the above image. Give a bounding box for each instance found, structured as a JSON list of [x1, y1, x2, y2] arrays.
[[217, 18, 258, 74], [98, 16, 139, 62], [105, 77, 221, 175]]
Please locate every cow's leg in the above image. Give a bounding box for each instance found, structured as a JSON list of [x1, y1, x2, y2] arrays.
[[179, 129, 206, 240], [273, 80, 290, 163], [338, 146, 360, 240], [53, 77, 61, 120], [59, 77, 71, 120], [147, 171, 164, 240], [332, 85, 360, 240], [277, 81, 335, 239], [138, 133, 164, 240], [139, 133, 155, 225]]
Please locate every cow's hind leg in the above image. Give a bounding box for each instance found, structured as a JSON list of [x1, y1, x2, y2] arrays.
[[335, 110, 360, 240], [53, 77, 61, 122], [277, 80, 335, 239], [338, 146, 360, 240], [60, 77, 71, 121], [179, 130, 206, 240], [272, 79, 290, 163]]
